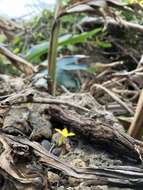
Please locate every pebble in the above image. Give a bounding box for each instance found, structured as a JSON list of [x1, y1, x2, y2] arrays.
[[32, 177, 43, 190], [41, 139, 51, 151], [52, 147, 62, 157], [68, 177, 81, 187], [30, 124, 52, 140], [48, 171, 60, 185], [95, 185, 109, 190], [57, 186, 65, 190], [71, 158, 86, 168]]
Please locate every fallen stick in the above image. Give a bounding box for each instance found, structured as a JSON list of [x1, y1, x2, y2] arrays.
[[0, 90, 89, 112], [80, 16, 143, 33], [90, 84, 134, 115], [0, 91, 141, 162], [0, 45, 34, 75], [1, 133, 143, 188], [47, 105, 142, 163], [128, 89, 143, 139]]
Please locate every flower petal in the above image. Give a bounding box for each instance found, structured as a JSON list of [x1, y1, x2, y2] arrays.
[[62, 128, 68, 136], [67, 132, 75, 137], [55, 128, 63, 135]]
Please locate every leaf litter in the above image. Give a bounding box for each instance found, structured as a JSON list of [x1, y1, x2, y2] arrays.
[[1, 2, 143, 189]]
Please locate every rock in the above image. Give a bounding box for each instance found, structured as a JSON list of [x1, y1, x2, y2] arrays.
[[52, 147, 62, 157], [95, 185, 109, 190], [71, 158, 86, 168], [30, 124, 52, 141], [32, 177, 43, 190], [48, 171, 60, 185], [57, 186, 65, 190], [3, 107, 31, 134], [41, 140, 51, 151], [67, 187, 74, 190], [68, 177, 81, 187], [29, 108, 53, 140], [0, 75, 24, 96]]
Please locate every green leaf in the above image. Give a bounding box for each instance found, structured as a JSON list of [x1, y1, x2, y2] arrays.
[[33, 55, 87, 90], [12, 36, 21, 45], [25, 41, 49, 62], [86, 66, 97, 73], [59, 28, 101, 46], [97, 41, 111, 49], [25, 28, 101, 62]]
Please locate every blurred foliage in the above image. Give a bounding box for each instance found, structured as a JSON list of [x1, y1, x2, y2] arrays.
[[9, 10, 84, 54], [33, 55, 87, 90], [128, 0, 143, 4], [122, 0, 143, 22], [25, 28, 101, 63], [0, 0, 143, 83], [0, 55, 20, 75], [7, 6, 141, 65], [8, 9, 109, 64], [123, 0, 143, 5]]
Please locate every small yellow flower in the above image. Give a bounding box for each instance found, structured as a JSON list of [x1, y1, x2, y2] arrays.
[[55, 128, 75, 146], [55, 128, 75, 137]]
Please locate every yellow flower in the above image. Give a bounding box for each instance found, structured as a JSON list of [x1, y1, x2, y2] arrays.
[[55, 128, 75, 137], [55, 128, 75, 146]]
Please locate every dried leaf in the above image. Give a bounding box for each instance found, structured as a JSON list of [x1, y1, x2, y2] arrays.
[[61, 0, 134, 18]]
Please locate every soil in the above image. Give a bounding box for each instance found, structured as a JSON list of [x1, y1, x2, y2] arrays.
[[0, 77, 138, 190]]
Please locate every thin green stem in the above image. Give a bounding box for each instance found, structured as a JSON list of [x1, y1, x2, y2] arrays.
[[48, 0, 62, 95], [48, 20, 60, 95]]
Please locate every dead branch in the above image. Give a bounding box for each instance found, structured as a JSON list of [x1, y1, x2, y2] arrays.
[[0, 90, 89, 112], [80, 16, 143, 33], [128, 90, 143, 139], [47, 105, 142, 163], [0, 133, 143, 188], [0, 16, 23, 31], [90, 84, 134, 115], [0, 45, 34, 75]]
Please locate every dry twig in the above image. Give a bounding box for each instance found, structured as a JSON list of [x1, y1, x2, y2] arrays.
[[128, 90, 143, 139], [90, 84, 134, 115], [0, 45, 34, 75]]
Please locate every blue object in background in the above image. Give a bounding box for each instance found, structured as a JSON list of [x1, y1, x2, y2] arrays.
[[33, 55, 87, 90]]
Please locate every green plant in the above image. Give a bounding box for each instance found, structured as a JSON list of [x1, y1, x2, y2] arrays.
[[47, 0, 135, 95], [25, 28, 101, 62], [47, 0, 63, 95], [34, 55, 87, 90]]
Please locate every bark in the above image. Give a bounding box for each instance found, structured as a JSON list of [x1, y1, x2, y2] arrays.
[[48, 105, 142, 163]]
